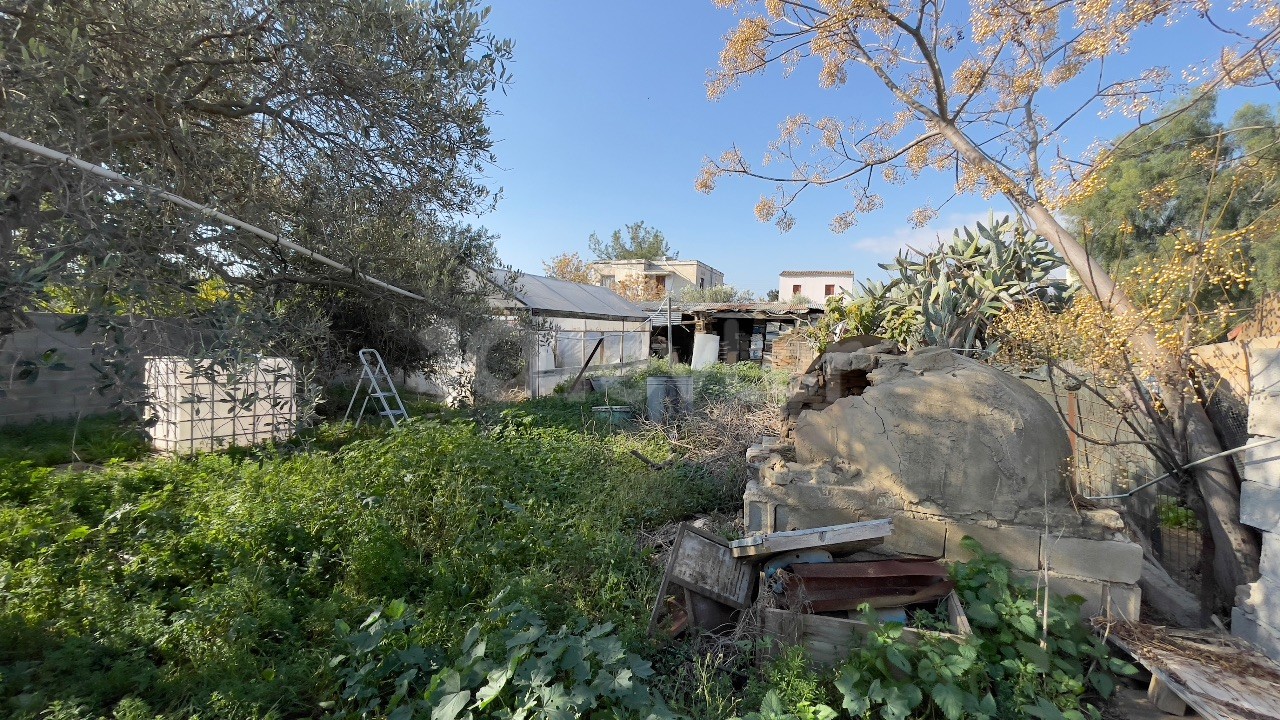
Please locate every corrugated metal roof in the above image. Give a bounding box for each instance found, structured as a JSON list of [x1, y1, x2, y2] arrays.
[[639, 301, 823, 313], [489, 269, 649, 320]]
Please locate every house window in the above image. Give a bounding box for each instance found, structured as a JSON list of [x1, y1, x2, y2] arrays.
[[699, 277, 705, 288], [792, 284, 802, 295], [824, 284, 835, 296]]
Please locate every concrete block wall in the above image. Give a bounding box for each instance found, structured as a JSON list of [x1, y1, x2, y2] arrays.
[[1235, 346, 1280, 661], [0, 314, 122, 425], [744, 483, 1143, 620]]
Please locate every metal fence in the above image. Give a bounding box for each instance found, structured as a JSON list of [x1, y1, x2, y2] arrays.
[[1021, 373, 1209, 598]]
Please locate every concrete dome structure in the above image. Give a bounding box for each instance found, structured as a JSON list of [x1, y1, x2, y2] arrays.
[[792, 347, 1073, 523]]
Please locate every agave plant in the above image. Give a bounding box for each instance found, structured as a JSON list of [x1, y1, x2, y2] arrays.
[[819, 214, 1073, 352]]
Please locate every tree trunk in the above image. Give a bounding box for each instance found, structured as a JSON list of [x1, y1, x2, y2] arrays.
[[937, 120, 1260, 600]]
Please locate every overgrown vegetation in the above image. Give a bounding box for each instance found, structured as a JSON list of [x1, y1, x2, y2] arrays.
[[0, 414, 148, 467], [732, 539, 1136, 720], [1, 368, 1136, 719], [0, 401, 724, 719]]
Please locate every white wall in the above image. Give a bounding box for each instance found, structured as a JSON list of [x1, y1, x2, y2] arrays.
[[403, 315, 651, 401], [779, 274, 854, 302], [529, 316, 650, 397]]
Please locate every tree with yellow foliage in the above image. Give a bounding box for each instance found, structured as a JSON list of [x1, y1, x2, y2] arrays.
[[541, 252, 597, 285], [700, 0, 1280, 599]]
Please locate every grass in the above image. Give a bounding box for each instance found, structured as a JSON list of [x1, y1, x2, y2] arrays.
[[0, 372, 1129, 720], [0, 414, 149, 467], [0, 396, 731, 719]]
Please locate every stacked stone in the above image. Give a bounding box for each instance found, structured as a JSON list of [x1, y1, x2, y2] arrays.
[[746, 346, 1144, 620], [1234, 347, 1280, 661]]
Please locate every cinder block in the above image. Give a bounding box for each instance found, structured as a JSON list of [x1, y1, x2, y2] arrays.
[[1261, 532, 1280, 580], [1241, 482, 1280, 531], [884, 516, 946, 557], [1251, 347, 1280, 398], [1232, 607, 1280, 663], [1237, 577, 1280, 630], [1041, 536, 1144, 584], [1013, 570, 1107, 617], [1241, 441, 1280, 487], [746, 499, 767, 533], [947, 523, 1041, 571], [1105, 583, 1142, 622], [1248, 395, 1280, 437]]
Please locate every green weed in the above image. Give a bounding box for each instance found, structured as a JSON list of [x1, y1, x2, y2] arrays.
[[0, 414, 148, 467], [0, 413, 725, 719]]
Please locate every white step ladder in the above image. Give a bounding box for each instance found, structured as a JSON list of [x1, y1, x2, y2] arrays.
[[343, 348, 408, 427]]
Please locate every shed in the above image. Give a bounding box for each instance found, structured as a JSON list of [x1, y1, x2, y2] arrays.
[[640, 301, 822, 367], [403, 271, 652, 402], [488, 270, 652, 397]]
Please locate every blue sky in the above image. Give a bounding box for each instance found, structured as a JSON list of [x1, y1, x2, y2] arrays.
[[475, 1, 1270, 296]]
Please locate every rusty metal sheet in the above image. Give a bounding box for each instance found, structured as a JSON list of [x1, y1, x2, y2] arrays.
[[782, 559, 954, 612]]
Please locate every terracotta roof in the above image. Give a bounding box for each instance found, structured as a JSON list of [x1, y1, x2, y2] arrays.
[[779, 270, 854, 278]]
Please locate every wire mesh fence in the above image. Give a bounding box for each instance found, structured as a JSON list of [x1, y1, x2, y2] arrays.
[[1020, 373, 1209, 599]]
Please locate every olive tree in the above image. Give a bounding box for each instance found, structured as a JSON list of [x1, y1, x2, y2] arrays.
[[699, 0, 1280, 600], [2, 0, 511, 380]]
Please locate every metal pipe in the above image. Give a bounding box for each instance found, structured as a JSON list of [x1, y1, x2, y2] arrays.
[[1084, 435, 1280, 500], [0, 131, 426, 302], [666, 295, 674, 363]]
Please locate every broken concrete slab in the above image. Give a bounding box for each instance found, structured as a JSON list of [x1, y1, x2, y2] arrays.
[[1241, 480, 1280, 531], [1241, 439, 1280, 487], [1012, 569, 1140, 620], [1140, 559, 1205, 628], [882, 515, 947, 557], [1237, 577, 1280, 631], [946, 522, 1042, 572]]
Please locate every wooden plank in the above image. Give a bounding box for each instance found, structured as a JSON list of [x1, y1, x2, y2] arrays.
[[668, 524, 755, 609], [1106, 622, 1280, 720], [761, 593, 969, 667], [730, 518, 893, 559]]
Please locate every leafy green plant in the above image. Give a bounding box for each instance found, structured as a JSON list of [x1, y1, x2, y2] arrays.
[[1157, 498, 1200, 530], [834, 538, 1134, 719], [734, 538, 1136, 720], [324, 599, 673, 719], [0, 407, 727, 719], [0, 414, 149, 467], [740, 645, 838, 720]]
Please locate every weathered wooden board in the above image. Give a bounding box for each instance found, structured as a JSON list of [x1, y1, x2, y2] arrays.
[[1106, 622, 1280, 720], [731, 518, 892, 559], [761, 593, 970, 668], [667, 523, 755, 609]]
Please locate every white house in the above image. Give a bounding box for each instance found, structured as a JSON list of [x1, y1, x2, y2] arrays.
[[589, 258, 724, 296], [778, 270, 854, 302]]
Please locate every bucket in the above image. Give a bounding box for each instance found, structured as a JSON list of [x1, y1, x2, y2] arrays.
[[646, 376, 693, 423], [591, 405, 635, 427]]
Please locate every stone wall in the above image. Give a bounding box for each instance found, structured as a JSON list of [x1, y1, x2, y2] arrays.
[[1, 313, 237, 427], [769, 329, 817, 374], [746, 347, 1143, 619], [1233, 344, 1280, 660], [0, 314, 121, 425]]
